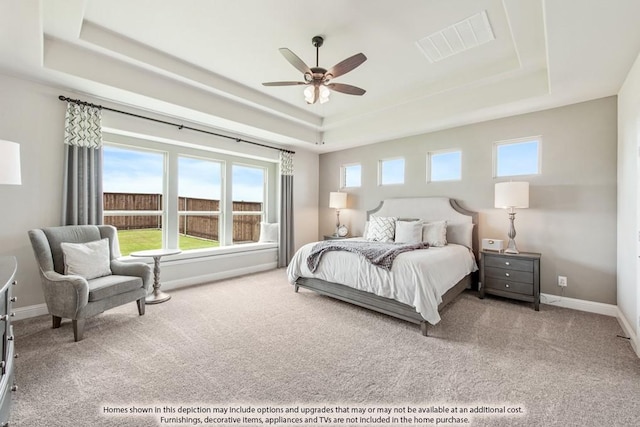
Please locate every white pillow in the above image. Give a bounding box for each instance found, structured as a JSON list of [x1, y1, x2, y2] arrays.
[[447, 222, 474, 249], [258, 222, 279, 242], [365, 216, 398, 242], [422, 220, 448, 247], [61, 238, 112, 280], [395, 220, 423, 244]]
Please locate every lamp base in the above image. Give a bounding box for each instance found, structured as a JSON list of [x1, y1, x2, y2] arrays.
[[504, 238, 519, 254]]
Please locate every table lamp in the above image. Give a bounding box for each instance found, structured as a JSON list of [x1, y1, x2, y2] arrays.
[[329, 192, 347, 236], [495, 181, 529, 254]]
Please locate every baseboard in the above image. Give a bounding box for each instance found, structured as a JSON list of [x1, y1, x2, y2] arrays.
[[12, 262, 278, 321], [540, 293, 618, 317], [13, 303, 49, 321], [616, 308, 639, 358]]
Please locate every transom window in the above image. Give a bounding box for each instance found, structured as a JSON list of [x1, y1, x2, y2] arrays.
[[379, 158, 405, 185], [494, 137, 541, 177], [428, 150, 462, 182], [341, 163, 362, 188]]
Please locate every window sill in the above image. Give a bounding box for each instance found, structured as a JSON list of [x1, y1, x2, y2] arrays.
[[119, 242, 278, 263]]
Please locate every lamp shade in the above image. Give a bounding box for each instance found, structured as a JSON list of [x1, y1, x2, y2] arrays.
[[0, 140, 21, 185], [495, 181, 529, 209], [329, 192, 347, 209]]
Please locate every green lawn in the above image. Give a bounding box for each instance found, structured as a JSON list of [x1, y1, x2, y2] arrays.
[[117, 229, 219, 256]]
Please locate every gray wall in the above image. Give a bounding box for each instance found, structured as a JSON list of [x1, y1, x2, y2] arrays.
[[319, 97, 617, 304]]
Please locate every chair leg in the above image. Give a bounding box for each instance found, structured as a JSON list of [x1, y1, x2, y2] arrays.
[[137, 297, 145, 316], [73, 319, 85, 342], [52, 315, 62, 329]]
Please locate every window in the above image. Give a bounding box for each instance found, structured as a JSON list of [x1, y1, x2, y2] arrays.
[[379, 158, 405, 185], [341, 163, 362, 188], [428, 150, 462, 182], [494, 137, 541, 177], [178, 156, 222, 250], [102, 139, 277, 256], [103, 145, 165, 256], [232, 164, 266, 244]]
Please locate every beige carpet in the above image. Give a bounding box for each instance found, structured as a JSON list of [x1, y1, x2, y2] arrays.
[[10, 268, 640, 426]]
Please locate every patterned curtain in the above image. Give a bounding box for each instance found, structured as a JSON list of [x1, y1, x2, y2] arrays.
[[278, 151, 294, 267], [62, 102, 104, 225]]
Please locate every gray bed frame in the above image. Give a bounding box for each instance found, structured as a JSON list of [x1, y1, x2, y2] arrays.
[[294, 197, 479, 336]]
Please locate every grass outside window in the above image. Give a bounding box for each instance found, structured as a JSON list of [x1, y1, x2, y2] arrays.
[[117, 229, 219, 256]]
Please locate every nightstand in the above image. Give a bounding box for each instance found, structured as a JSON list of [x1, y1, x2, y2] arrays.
[[479, 250, 541, 311], [323, 235, 349, 240]]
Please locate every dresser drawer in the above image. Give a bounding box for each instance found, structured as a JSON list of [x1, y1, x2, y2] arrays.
[[484, 278, 534, 296], [484, 266, 533, 284], [484, 256, 533, 272]]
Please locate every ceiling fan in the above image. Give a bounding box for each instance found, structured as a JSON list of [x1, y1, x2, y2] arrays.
[[262, 35, 367, 104]]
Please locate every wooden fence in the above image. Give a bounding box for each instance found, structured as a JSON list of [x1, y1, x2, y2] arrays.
[[103, 193, 262, 242]]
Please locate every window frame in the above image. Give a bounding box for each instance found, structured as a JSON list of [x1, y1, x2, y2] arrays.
[[340, 163, 362, 189], [427, 149, 462, 183], [102, 135, 277, 257], [378, 157, 405, 186], [102, 144, 168, 253], [231, 162, 268, 244], [493, 136, 542, 178]]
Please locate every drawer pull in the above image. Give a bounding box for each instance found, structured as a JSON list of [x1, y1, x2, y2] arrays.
[[505, 261, 510, 266], [505, 273, 510, 277], [10, 297, 17, 303], [505, 284, 510, 288]]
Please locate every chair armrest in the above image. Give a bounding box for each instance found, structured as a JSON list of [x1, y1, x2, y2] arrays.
[[110, 260, 153, 291], [40, 270, 89, 318]]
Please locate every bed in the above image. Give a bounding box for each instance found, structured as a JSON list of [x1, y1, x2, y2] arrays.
[[286, 197, 479, 336]]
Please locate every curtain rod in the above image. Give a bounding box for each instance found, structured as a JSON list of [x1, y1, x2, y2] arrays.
[[58, 95, 295, 154]]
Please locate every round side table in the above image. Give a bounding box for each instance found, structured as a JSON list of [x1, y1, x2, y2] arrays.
[[130, 248, 182, 304]]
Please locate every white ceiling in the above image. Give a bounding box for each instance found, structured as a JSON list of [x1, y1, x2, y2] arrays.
[[1, 0, 640, 153]]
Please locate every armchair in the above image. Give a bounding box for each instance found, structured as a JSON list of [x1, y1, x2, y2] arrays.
[[28, 225, 152, 341]]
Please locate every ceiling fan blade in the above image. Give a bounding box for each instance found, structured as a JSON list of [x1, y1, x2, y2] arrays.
[[262, 81, 307, 86], [325, 53, 367, 79], [279, 48, 312, 75], [327, 83, 366, 96], [305, 86, 319, 104]]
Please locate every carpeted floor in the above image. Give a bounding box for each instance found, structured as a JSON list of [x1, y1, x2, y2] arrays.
[[9, 268, 640, 426]]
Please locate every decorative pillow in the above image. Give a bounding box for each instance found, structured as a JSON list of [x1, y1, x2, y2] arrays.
[[60, 238, 112, 280], [447, 222, 474, 249], [365, 216, 398, 242], [422, 220, 448, 247], [258, 222, 279, 242], [395, 220, 423, 244]]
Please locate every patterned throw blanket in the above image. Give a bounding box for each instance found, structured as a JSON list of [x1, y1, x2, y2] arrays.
[[306, 240, 429, 272]]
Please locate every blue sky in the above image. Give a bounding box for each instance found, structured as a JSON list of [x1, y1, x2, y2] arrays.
[[496, 140, 539, 177], [103, 146, 264, 202], [431, 151, 461, 181], [381, 158, 405, 185]]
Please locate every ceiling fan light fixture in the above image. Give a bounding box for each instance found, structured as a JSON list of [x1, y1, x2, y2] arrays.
[[303, 86, 315, 104], [319, 85, 331, 104]]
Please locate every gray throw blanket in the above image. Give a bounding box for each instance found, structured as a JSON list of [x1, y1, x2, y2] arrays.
[[307, 240, 429, 272]]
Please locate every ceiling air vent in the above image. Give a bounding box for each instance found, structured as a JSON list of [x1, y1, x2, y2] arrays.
[[416, 10, 495, 63]]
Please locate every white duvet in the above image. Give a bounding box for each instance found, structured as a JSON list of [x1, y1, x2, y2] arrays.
[[286, 240, 478, 325]]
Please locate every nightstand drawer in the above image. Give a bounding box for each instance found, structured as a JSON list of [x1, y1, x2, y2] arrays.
[[484, 256, 533, 272], [484, 278, 533, 296], [484, 266, 533, 284]]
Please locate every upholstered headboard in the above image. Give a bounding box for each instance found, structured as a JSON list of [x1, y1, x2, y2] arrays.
[[366, 197, 478, 259]]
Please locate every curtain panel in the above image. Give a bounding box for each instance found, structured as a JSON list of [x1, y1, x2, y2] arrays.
[[278, 151, 294, 268], [62, 102, 104, 226]]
